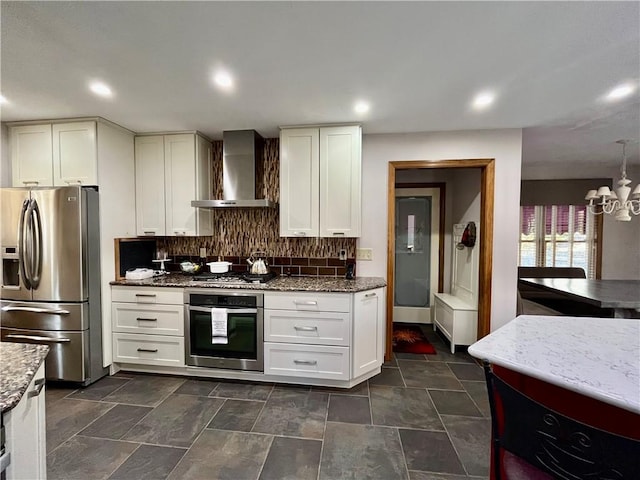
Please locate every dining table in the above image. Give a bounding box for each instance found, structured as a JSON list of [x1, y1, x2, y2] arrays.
[[519, 278, 640, 318]]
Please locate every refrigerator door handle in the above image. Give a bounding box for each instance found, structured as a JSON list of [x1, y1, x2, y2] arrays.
[[18, 198, 32, 289], [29, 199, 43, 289], [5, 334, 71, 343], [1, 305, 71, 315]]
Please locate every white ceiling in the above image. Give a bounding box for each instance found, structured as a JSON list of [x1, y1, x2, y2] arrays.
[[1, 1, 639, 167]]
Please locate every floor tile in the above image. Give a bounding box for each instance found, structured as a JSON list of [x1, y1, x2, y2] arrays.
[[319, 422, 408, 480], [447, 363, 485, 381], [383, 354, 398, 367], [102, 375, 185, 406], [47, 435, 138, 480], [313, 380, 369, 396], [327, 395, 371, 424], [394, 352, 428, 361], [175, 378, 219, 396], [45, 384, 77, 405], [167, 429, 272, 480], [441, 415, 491, 477], [79, 404, 152, 439], [108, 444, 186, 480], [123, 394, 224, 447], [461, 381, 491, 417], [398, 361, 464, 390], [252, 391, 328, 439], [207, 399, 264, 431], [259, 436, 322, 480], [428, 390, 482, 417], [46, 398, 115, 452], [399, 429, 466, 475], [427, 343, 476, 364], [370, 386, 443, 430], [368, 367, 405, 387], [68, 376, 130, 401], [409, 472, 468, 480], [212, 381, 274, 400]]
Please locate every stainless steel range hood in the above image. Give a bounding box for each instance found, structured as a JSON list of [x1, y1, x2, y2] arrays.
[[191, 130, 276, 208]]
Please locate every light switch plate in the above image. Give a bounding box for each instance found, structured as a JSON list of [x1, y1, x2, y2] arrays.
[[199, 247, 207, 258], [356, 248, 373, 261]]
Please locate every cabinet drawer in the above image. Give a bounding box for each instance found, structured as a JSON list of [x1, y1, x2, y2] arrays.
[[113, 333, 185, 367], [111, 287, 183, 305], [264, 343, 349, 380], [434, 299, 454, 337], [264, 310, 349, 346], [112, 303, 184, 335], [264, 292, 350, 313]]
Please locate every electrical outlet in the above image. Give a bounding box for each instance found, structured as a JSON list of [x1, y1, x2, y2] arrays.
[[199, 247, 207, 258], [339, 249, 347, 261], [356, 248, 373, 261]]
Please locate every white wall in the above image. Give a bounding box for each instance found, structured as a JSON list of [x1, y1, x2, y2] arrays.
[[522, 162, 640, 280], [0, 123, 9, 186], [359, 129, 523, 331]]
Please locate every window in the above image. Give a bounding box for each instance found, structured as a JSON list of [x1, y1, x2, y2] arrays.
[[519, 205, 599, 278]]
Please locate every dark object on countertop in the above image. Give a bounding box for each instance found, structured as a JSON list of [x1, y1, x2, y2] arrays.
[[116, 238, 157, 279], [345, 263, 355, 280]]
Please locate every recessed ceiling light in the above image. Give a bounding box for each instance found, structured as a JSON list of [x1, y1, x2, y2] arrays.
[[89, 81, 113, 98], [213, 71, 234, 90], [354, 101, 370, 114], [472, 92, 495, 110], [0, 95, 7, 104], [606, 83, 635, 101]]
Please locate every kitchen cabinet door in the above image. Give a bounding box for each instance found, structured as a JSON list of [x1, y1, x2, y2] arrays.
[[10, 124, 53, 187], [352, 288, 384, 377], [279, 128, 320, 237], [164, 134, 197, 236], [4, 362, 47, 480], [53, 121, 98, 186], [135, 135, 166, 236], [319, 125, 361, 237]]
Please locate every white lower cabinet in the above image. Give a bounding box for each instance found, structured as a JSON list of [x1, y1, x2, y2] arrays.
[[264, 288, 384, 382], [4, 362, 47, 480], [111, 286, 185, 367]]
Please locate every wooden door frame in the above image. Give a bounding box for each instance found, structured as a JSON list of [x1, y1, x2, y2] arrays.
[[386, 160, 495, 361]]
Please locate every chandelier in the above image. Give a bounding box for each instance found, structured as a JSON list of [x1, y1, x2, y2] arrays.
[[585, 140, 640, 221]]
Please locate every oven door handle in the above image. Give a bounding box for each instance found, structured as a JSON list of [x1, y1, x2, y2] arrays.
[[188, 306, 258, 314]]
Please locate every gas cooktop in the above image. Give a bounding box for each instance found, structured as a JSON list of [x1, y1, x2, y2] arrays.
[[191, 271, 277, 284]]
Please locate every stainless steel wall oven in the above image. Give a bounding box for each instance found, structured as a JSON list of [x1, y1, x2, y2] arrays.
[[185, 289, 263, 371]]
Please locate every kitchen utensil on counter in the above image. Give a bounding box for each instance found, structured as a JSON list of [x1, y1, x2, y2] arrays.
[[246, 251, 269, 275], [345, 263, 355, 280], [179, 261, 202, 274], [207, 261, 232, 273]]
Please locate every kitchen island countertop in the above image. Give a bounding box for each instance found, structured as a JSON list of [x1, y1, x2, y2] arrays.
[[468, 315, 640, 414], [0, 342, 49, 413], [111, 274, 387, 293]]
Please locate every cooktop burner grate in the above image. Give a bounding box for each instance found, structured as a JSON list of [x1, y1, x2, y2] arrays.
[[192, 271, 277, 284]]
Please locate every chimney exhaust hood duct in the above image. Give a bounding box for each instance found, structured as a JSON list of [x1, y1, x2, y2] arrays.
[[191, 129, 276, 208]]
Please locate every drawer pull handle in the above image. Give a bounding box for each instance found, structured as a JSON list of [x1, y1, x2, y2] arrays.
[[136, 317, 158, 322], [332, 232, 345, 236], [143, 231, 156, 235], [137, 348, 158, 353], [293, 301, 317, 306], [135, 293, 157, 298], [294, 326, 318, 332], [293, 359, 317, 366], [364, 293, 377, 298], [28, 378, 46, 398], [293, 231, 307, 236]]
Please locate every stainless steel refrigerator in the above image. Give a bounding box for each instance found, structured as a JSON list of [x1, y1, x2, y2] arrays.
[[1, 186, 108, 385]]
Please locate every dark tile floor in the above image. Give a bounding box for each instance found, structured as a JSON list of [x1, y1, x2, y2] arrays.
[[45, 327, 490, 479]]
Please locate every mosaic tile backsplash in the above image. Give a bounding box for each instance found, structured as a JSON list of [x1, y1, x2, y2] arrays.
[[157, 137, 357, 277]]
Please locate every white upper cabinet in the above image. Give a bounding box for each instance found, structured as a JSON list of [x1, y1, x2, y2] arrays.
[[280, 125, 361, 238], [319, 126, 361, 237], [11, 121, 99, 186], [10, 124, 54, 186], [279, 128, 320, 237], [53, 121, 98, 185], [135, 133, 212, 237]]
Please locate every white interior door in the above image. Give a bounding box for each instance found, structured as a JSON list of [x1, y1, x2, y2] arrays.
[[393, 188, 440, 324]]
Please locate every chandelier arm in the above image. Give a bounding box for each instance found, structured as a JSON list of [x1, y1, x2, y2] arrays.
[[601, 200, 620, 215]]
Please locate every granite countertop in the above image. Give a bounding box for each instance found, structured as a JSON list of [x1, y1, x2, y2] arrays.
[[0, 343, 49, 413], [468, 315, 640, 414], [520, 278, 640, 309], [111, 274, 387, 293]]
